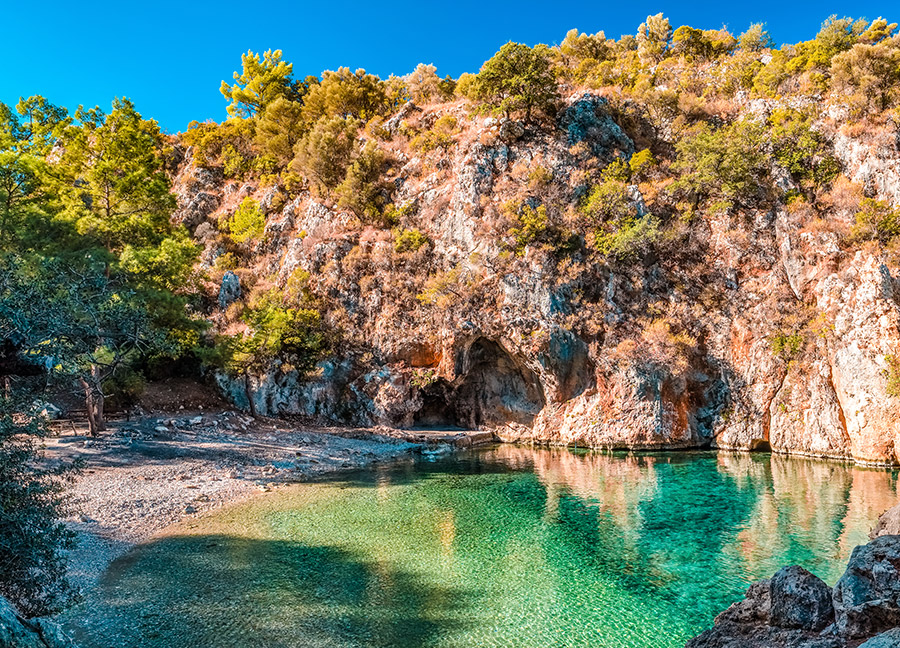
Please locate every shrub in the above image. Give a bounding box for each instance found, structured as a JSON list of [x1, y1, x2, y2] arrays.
[[850, 198, 900, 244], [629, 149, 656, 181], [394, 228, 429, 253], [770, 331, 803, 360], [182, 118, 255, 169], [769, 109, 841, 187], [334, 142, 392, 224], [291, 116, 358, 194], [301, 67, 388, 124], [884, 355, 900, 397], [255, 97, 305, 167], [228, 197, 265, 243], [831, 40, 900, 114], [417, 267, 470, 309], [672, 120, 770, 208], [0, 399, 77, 616], [410, 115, 458, 152]]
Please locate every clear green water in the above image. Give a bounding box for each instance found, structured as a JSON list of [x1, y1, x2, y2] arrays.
[[63, 447, 899, 648]]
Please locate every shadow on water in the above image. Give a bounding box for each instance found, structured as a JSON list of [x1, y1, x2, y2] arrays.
[[66, 534, 472, 648]]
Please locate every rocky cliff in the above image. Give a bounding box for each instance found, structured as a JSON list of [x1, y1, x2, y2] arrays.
[[174, 91, 900, 466]]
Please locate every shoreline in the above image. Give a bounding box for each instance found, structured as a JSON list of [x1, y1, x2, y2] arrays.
[[52, 411, 899, 604], [48, 411, 436, 595]]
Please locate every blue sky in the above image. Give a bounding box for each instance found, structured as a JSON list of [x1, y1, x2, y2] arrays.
[[3, 0, 899, 133]]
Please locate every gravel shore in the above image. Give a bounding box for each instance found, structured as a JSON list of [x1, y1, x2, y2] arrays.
[[44, 411, 421, 592]]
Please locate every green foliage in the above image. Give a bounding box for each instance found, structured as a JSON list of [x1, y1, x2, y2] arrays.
[[579, 175, 658, 259], [0, 398, 77, 616], [404, 64, 456, 104], [417, 266, 470, 308], [559, 29, 611, 66], [0, 96, 70, 247], [472, 42, 559, 122], [770, 331, 803, 360], [851, 198, 900, 245], [509, 204, 551, 255], [581, 177, 633, 223], [335, 142, 391, 224], [671, 26, 735, 60], [119, 232, 199, 291], [59, 98, 176, 252], [302, 67, 388, 124], [629, 149, 656, 181], [768, 109, 840, 187], [292, 116, 358, 194], [672, 120, 770, 208], [637, 13, 672, 64], [182, 118, 255, 169], [739, 23, 776, 52], [831, 40, 900, 114], [220, 288, 328, 379], [410, 115, 458, 152], [393, 228, 429, 253], [786, 16, 869, 73], [220, 49, 302, 118], [593, 215, 659, 259], [228, 197, 265, 243], [884, 354, 900, 398], [255, 96, 305, 167]]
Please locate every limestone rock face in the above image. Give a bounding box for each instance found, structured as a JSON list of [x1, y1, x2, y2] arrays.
[[0, 596, 77, 648], [858, 628, 900, 648], [527, 366, 698, 449], [170, 92, 900, 465], [870, 503, 900, 539], [217, 271, 241, 310]]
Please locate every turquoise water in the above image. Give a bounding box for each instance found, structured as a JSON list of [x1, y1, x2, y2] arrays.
[[64, 447, 899, 648]]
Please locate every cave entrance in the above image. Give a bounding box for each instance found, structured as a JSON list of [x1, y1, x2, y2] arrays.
[[749, 438, 772, 452], [412, 338, 546, 430]]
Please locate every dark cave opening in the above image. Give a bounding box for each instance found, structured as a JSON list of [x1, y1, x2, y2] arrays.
[[749, 438, 772, 452], [412, 338, 546, 430]]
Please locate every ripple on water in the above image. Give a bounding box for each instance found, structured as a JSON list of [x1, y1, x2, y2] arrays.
[[61, 447, 899, 648]]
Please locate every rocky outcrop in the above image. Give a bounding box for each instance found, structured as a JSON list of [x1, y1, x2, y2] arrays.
[[174, 92, 900, 465], [687, 536, 900, 648], [0, 596, 77, 648]]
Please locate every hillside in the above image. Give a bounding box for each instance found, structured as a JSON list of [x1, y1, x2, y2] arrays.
[[163, 17, 900, 466], [5, 15, 900, 467]]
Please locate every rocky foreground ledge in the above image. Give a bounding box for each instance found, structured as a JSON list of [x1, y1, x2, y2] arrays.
[[0, 596, 74, 648], [688, 505, 900, 647]]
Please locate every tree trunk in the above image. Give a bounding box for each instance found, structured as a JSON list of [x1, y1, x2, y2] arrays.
[[80, 377, 99, 436], [80, 366, 107, 436], [243, 370, 257, 417]]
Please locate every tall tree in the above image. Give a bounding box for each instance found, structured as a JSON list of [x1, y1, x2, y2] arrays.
[[221, 49, 301, 119], [473, 42, 558, 122], [0, 97, 70, 247]]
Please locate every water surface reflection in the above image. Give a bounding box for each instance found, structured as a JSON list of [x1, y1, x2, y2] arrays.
[[63, 447, 898, 648]]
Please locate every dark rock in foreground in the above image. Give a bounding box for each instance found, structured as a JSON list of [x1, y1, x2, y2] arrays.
[[686, 536, 900, 648], [0, 596, 77, 648]]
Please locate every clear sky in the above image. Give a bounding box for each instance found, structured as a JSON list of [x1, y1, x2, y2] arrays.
[[3, 0, 899, 133]]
